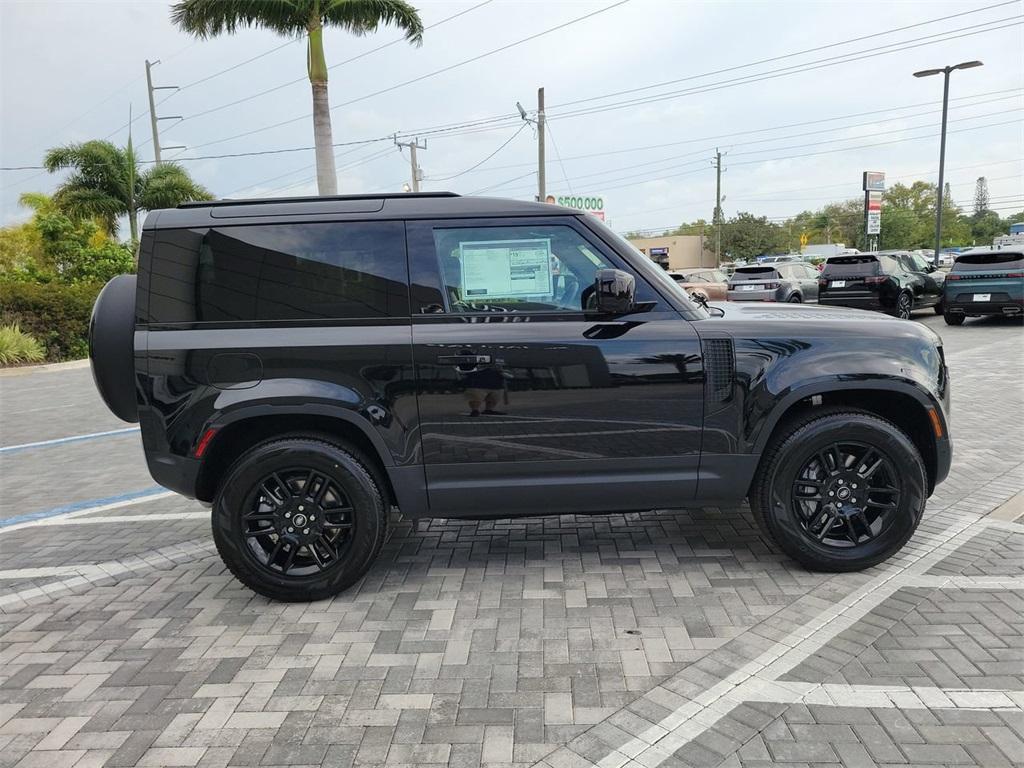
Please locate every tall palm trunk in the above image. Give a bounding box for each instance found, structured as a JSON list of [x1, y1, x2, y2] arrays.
[[308, 18, 337, 196]]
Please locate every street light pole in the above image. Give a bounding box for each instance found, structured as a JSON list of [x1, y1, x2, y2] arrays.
[[913, 60, 983, 267]]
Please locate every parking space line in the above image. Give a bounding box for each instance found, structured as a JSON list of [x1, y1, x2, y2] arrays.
[[587, 509, 1001, 768], [0, 487, 174, 532], [0, 427, 140, 455]]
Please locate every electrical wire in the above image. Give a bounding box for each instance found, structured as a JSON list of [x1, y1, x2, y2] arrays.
[[427, 123, 528, 181], [189, 0, 633, 150]]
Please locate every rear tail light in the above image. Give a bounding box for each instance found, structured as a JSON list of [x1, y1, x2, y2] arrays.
[[818, 278, 827, 288], [763, 281, 780, 289], [863, 276, 887, 285], [947, 272, 1023, 280]]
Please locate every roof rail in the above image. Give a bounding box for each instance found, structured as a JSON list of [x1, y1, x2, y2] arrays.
[[178, 191, 460, 209]]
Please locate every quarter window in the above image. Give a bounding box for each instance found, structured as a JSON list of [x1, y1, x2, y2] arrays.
[[147, 222, 408, 323]]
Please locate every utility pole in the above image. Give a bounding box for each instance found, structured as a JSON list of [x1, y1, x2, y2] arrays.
[[712, 148, 725, 265], [537, 87, 546, 202], [516, 88, 547, 201], [144, 59, 182, 164], [395, 137, 426, 192]]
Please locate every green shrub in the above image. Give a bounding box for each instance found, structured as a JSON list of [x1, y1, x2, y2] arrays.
[[0, 324, 46, 365], [0, 281, 101, 361]]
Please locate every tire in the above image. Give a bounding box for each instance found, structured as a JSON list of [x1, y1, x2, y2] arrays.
[[896, 292, 913, 320], [89, 274, 139, 422], [788, 294, 802, 303], [933, 299, 944, 315], [944, 312, 965, 326], [749, 408, 927, 572], [212, 437, 388, 601]]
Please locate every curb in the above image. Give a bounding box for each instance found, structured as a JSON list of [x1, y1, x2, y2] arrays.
[[0, 358, 90, 377]]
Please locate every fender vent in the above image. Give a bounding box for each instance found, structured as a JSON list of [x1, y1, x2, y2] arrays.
[[703, 338, 735, 403]]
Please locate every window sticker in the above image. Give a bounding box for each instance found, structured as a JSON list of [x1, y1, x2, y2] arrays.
[[459, 238, 552, 298]]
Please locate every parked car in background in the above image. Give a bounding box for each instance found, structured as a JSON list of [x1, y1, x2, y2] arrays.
[[727, 261, 820, 303], [818, 251, 945, 319], [667, 268, 729, 302], [942, 248, 1024, 325], [757, 254, 799, 264]]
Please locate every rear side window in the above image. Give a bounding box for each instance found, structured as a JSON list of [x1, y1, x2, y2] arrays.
[[732, 267, 779, 281], [147, 222, 408, 323], [953, 252, 1024, 271]]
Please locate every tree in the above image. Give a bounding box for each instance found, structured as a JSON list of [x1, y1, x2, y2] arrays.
[[171, 0, 424, 196], [719, 212, 786, 260], [973, 176, 990, 217], [43, 140, 211, 241]]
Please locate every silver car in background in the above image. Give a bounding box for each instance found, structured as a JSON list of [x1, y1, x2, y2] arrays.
[[727, 261, 821, 303]]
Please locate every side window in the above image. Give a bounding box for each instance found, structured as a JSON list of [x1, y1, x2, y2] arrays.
[[147, 222, 408, 323], [417, 224, 653, 314]]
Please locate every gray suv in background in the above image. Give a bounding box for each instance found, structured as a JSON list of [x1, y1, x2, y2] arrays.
[[728, 261, 821, 303]]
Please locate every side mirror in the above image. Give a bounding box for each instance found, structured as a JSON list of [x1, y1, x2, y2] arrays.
[[594, 269, 636, 315]]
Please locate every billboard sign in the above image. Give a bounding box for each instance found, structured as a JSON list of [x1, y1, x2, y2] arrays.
[[863, 171, 885, 192], [866, 211, 881, 235], [549, 194, 606, 221], [866, 191, 882, 211]]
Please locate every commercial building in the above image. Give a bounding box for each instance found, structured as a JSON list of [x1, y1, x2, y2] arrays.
[[627, 234, 716, 270]]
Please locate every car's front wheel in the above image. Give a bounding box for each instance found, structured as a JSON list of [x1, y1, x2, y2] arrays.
[[750, 409, 926, 571], [213, 438, 388, 601]]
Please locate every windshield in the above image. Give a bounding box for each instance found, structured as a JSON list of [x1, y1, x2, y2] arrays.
[[953, 252, 1024, 271]]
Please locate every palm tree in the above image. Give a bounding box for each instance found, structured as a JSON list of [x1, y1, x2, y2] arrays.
[[170, 0, 424, 197], [43, 139, 211, 241]]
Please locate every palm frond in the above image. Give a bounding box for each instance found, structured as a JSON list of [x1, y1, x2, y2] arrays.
[[137, 163, 213, 211], [170, 0, 310, 38], [51, 187, 125, 236], [322, 0, 423, 43]]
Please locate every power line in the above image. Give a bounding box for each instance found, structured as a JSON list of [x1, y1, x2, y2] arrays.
[[543, 16, 1023, 123], [427, 123, 528, 181], [189, 0, 632, 150], [480, 109, 1022, 198], [551, 0, 1017, 113]]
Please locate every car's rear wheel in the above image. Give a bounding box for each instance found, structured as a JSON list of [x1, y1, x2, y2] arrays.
[[213, 438, 387, 601], [896, 292, 913, 319], [750, 409, 926, 572], [788, 294, 802, 303], [944, 312, 965, 326]]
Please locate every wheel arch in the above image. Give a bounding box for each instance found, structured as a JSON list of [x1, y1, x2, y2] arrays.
[[751, 382, 944, 496], [194, 407, 421, 514]]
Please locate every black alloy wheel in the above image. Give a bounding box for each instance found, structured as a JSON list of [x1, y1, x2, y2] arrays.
[[790, 442, 900, 549], [213, 438, 387, 601], [750, 408, 926, 572], [242, 469, 355, 577], [896, 292, 913, 319]]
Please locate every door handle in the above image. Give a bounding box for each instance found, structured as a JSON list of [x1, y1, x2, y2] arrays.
[[437, 354, 491, 366]]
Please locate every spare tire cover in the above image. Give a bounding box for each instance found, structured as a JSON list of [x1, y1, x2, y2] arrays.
[[89, 274, 139, 423]]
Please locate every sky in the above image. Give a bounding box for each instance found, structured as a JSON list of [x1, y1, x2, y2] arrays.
[[1, 0, 1022, 236]]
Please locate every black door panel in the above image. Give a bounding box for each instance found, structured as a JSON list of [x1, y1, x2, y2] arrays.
[[413, 311, 704, 514]]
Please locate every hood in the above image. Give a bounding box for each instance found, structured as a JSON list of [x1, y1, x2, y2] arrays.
[[702, 301, 942, 344]]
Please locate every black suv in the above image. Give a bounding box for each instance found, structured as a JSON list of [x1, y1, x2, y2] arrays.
[[818, 251, 945, 318], [90, 193, 952, 601]]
